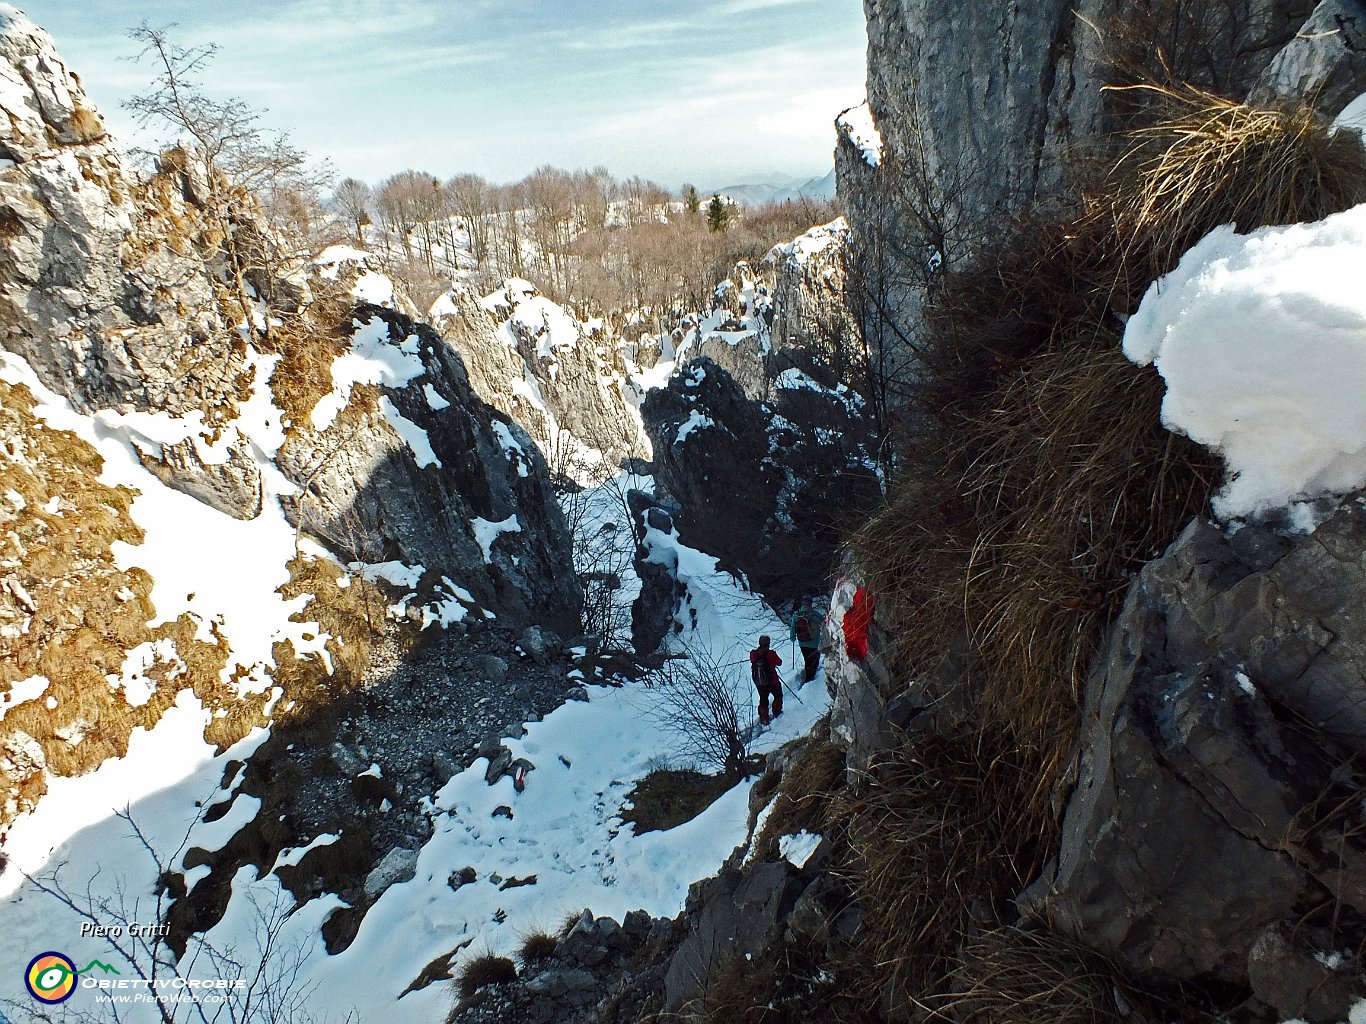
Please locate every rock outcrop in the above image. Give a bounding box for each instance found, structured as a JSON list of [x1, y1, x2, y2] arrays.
[[641, 358, 880, 604], [431, 279, 650, 477], [1026, 503, 1366, 1021]]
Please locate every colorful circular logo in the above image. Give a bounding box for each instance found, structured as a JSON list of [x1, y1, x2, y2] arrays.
[[25, 951, 77, 1004]]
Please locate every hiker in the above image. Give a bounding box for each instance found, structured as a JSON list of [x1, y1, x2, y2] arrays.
[[749, 634, 784, 725], [790, 597, 821, 682]]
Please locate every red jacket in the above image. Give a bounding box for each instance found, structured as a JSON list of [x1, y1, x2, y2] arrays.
[[749, 647, 782, 686]]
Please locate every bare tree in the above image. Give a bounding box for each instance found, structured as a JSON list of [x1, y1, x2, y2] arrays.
[[125, 24, 329, 329], [10, 807, 352, 1024], [332, 178, 373, 245], [647, 640, 755, 782]]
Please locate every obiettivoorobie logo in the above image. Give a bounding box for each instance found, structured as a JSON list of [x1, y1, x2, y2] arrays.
[[24, 951, 120, 1004]]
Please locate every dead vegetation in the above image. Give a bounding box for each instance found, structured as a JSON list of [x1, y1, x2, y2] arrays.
[[0, 380, 228, 823], [829, 90, 1366, 1017]]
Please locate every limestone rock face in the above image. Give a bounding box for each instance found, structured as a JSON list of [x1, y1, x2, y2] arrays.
[[1027, 505, 1366, 1020], [431, 280, 649, 475], [1249, 0, 1366, 113], [137, 434, 264, 521], [766, 219, 857, 372], [275, 305, 583, 636], [0, 11, 246, 417]]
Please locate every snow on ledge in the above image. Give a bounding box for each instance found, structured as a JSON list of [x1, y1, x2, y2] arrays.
[[1123, 203, 1366, 520], [838, 102, 883, 168], [778, 830, 823, 869]]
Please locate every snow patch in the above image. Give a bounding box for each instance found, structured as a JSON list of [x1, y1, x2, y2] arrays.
[[1123, 205, 1366, 519], [778, 830, 823, 869], [0, 674, 48, 721], [838, 102, 883, 167], [471, 515, 521, 562]]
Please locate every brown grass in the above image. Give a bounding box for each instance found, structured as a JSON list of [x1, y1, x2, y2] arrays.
[[455, 953, 517, 998], [0, 380, 231, 823], [257, 284, 357, 427], [752, 734, 846, 861], [838, 91, 1366, 1020], [516, 930, 559, 967], [943, 926, 1130, 1024]]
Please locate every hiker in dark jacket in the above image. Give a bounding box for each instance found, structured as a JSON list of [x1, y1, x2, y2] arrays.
[[789, 597, 821, 682], [749, 635, 784, 725]]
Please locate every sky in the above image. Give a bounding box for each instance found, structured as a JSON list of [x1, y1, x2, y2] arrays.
[[20, 0, 868, 191]]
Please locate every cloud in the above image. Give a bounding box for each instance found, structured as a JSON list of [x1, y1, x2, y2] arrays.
[[713, 0, 820, 13], [21, 0, 867, 186]]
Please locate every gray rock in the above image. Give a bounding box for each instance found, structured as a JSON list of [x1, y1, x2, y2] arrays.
[[1248, 0, 1366, 114], [137, 433, 263, 521], [641, 357, 879, 604], [663, 861, 803, 1011], [524, 967, 596, 999], [518, 625, 550, 662], [477, 654, 508, 686], [1247, 923, 1364, 1023], [430, 280, 649, 470], [363, 846, 418, 898], [559, 914, 612, 968], [1025, 505, 1366, 1011]]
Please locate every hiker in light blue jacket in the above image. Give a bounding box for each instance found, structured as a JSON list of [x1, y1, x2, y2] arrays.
[[790, 597, 820, 682]]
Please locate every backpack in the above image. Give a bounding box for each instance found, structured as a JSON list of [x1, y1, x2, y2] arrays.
[[795, 613, 813, 643]]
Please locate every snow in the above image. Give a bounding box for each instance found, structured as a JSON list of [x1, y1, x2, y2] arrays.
[[352, 559, 425, 589], [1123, 204, 1366, 519], [0, 674, 49, 721], [778, 830, 823, 869], [423, 382, 450, 411], [676, 408, 715, 444], [353, 271, 395, 306], [471, 514, 522, 562], [312, 245, 373, 280], [309, 316, 426, 432], [0, 497, 831, 1022], [492, 420, 529, 477], [767, 218, 848, 269], [274, 832, 340, 870], [838, 102, 883, 167], [380, 395, 441, 468], [1334, 92, 1366, 139], [108, 638, 186, 708]]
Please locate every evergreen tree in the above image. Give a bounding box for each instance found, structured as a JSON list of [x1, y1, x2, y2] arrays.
[[706, 194, 729, 233], [682, 183, 700, 215]]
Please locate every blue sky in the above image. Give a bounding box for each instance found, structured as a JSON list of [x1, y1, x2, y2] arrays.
[[21, 0, 867, 189]]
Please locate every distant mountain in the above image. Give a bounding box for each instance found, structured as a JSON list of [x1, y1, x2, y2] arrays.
[[707, 169, 836, 207]]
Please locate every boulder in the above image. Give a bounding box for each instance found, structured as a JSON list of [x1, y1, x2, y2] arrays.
[[1025, 505, 1366, 1019], [663, 861, 804, 1011], [1248, 0, 1366, 114], [362, 845, 418, 898]]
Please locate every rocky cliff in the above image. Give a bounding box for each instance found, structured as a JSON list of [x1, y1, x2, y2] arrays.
[[0, 7, 581, 835]]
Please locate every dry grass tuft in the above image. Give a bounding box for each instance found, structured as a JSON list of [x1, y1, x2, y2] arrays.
[[455, 953, 517, 998], [257, 284, 357, 428], [516, 931, 559, 967], [944, 926, 1129, 1024], [752, 735, 846, 861], [1108, 83, 1366, 274], [834, 732, 1056, 1017]]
